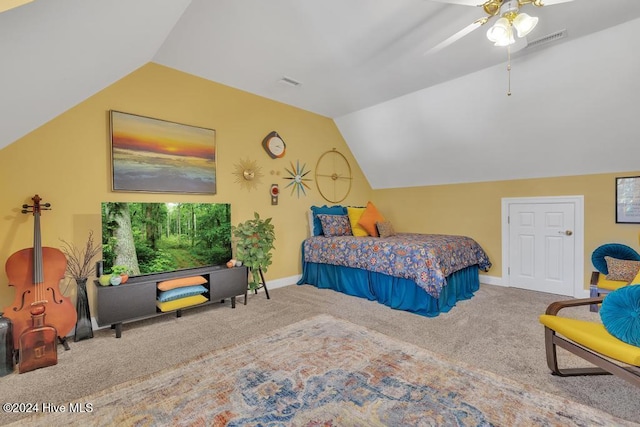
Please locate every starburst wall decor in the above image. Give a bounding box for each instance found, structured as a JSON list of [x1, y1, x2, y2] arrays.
[[233, 158, 263, 191], [284, 160, 312, 198]]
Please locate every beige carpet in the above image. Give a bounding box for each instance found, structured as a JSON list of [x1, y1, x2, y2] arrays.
[[1, 283, 639, 425]]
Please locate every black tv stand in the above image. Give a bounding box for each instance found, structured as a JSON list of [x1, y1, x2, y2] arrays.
[[93, 265, 248, 338]]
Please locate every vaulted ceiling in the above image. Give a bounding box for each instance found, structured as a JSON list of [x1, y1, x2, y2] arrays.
[[2, 0, 640, 187]]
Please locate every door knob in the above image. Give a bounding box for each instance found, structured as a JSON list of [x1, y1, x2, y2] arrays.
[[558, 230, 573, 236]]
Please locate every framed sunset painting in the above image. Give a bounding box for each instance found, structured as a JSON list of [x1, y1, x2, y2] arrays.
[[110, 111, 216, 194]]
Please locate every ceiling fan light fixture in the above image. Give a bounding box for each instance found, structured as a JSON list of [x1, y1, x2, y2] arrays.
[[486, 17, 511, 44], [512, 12, 539, 37], [493, 28, 515, 46]]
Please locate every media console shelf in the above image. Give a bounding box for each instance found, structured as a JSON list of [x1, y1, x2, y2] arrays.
[[93, 265, 248, 338]]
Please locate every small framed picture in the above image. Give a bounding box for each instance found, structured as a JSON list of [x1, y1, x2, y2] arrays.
[[616, 176, 640, 223]]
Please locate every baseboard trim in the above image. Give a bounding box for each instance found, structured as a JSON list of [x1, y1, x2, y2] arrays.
[[265, 274, 301, 290], [480, 274, 504, 287], [479, 274, 591, 298]]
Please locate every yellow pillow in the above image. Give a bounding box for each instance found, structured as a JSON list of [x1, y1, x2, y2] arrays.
[[629, 269, 640, 285], [347, 207, 368, 237], [157, 275, 208, 291], [156, 294, 208, 312], [357, 201, 385, 237]]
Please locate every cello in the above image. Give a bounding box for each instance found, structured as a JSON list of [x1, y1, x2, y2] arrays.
[[4, 195, 77, 357]]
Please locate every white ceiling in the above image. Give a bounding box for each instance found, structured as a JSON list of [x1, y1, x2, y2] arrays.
[[2, 0, 640, 187]]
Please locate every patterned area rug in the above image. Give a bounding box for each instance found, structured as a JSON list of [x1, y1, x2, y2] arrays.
[[13, 314, 633, 426]]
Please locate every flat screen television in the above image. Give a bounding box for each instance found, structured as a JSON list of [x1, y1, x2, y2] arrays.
[[101, 202, 232, 277]]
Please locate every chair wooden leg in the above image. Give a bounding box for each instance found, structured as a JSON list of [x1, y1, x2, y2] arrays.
[[544, 327, 640, 387], [544, 327, 609, 377], [589, 270, 601, 312], [589, 285, 600, 312]]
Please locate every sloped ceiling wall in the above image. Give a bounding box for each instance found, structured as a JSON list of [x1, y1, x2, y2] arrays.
[[0, 0, 191, 148], [1, 1, 638, 189], [335, 18, 640, 189]]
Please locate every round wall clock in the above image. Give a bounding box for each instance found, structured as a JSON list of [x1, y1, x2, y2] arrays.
[[233, 158, 263, 191], [262, 131, 286, 159], [284, 160, 311, 198], [315, 148, 352, 203]]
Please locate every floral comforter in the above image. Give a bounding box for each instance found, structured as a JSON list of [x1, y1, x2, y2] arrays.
[[302, 233, 492, 298]]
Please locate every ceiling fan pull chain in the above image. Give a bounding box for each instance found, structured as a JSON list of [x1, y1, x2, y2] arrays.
[[507, 44, 512, 96]]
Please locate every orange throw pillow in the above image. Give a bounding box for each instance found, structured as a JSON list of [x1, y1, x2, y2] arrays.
[[358, 201, 385, 237], [157, 276, 208, 291]]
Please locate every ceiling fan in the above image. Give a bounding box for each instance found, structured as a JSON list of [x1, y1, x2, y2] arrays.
[[427, 0, 573, 53]]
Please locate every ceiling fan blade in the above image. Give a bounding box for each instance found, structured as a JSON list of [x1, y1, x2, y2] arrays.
[[431, 0, 482, 6], [424, 18, 486, 55], [428, 0, 483, 5], [536, 0, 573, 5]]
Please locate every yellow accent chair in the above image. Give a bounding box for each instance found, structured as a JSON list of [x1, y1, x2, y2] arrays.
[[539, 296, 640, 387]]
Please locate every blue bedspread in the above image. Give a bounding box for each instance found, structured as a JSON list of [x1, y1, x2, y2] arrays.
[[302, 233, 491, 298]]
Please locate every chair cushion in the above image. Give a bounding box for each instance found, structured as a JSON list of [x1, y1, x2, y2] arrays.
[[596, 274, 628, 291], [600, 285, 640, 347], [592, 243, 640, 275], [539, 314, 640, 366]]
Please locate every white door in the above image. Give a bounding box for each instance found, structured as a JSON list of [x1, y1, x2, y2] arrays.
[[508, 202, 575, 296]]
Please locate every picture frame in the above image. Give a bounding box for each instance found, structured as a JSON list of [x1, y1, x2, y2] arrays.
[[110, 111, 216, 194], [615, 176, 640, 223]]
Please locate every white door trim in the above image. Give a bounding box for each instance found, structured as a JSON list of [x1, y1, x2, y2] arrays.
[[501, 196, 585, 298]]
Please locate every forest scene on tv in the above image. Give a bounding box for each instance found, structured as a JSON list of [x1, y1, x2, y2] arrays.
[[101, 202, 232, 276]]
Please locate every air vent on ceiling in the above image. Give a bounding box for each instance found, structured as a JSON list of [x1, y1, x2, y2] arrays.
[[278, 76, 302, 87], [526, 29, 567, 50]]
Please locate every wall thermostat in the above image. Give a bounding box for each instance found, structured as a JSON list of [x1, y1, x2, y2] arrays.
[[270, 184, 279, 205]]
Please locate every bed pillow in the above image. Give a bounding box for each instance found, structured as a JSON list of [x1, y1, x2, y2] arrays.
[[604, 256, 640, 282], [347, 207, 368, 237], [157, 285, 208, 302], [310, 205, 347, 236], [317, 214, 352, 237], [376, 220, 396, 238], [156, 294, 208, 312], [600, 284, 640, 347], [358, 201, 385, 237], [157, 275, 208, 291]]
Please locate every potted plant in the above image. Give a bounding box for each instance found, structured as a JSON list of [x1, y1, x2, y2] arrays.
[[110, 265, 130, 284], [232, 212, 275, 290]]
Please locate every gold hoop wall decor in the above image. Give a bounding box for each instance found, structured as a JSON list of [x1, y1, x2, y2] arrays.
[[315, 148, 352, 203]]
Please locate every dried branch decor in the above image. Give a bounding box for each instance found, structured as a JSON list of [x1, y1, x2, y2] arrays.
[[60, 230, 102, 281]]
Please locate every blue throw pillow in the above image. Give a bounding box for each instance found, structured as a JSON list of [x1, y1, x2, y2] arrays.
[[310, 205, 347, 236], [158, 285, 208, 302], [600, 284, 640, 347], [591, 243, 640, 275]]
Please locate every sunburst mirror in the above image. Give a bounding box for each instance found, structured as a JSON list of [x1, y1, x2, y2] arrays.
[[233, 158, 263, 191]]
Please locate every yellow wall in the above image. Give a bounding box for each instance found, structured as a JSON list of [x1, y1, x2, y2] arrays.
[[2, 61, 638, 314], [0, 63, 372, 311], [372, 172, 640, 290]]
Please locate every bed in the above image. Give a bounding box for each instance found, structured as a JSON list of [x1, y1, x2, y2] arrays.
[[297, 231, 492, 317]]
